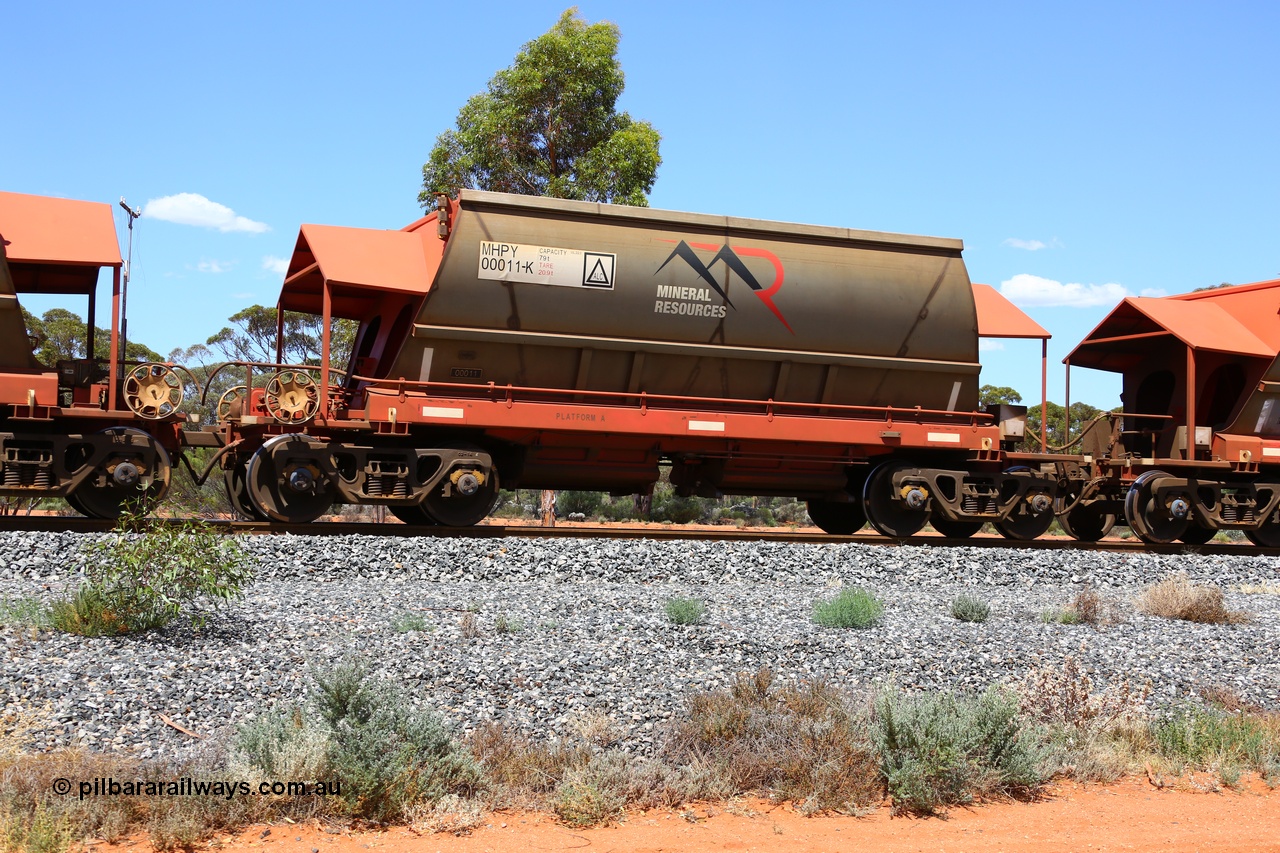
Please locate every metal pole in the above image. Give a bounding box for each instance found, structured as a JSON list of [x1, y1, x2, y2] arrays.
[[118, 199, 140, 363], [1040, 338, 1048, 451], [1064, 360, 1071, 447], [1186, 347, 1197, 460]]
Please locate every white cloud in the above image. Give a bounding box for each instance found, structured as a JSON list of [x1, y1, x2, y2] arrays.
[[142, 193, 269, 233], [1139, 287, 1168, 298], [1002, 237, 1063, 251], [194, 259, 231, 274], [999, 273, 1130, 308], [978, 339, 1005, 351], [262, 255, 289, 276]]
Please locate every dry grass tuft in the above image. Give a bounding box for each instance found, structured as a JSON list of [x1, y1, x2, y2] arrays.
[[1138, 575, 1249, 624], [406, 794, 485, 835], [667, 668, 882, 813]]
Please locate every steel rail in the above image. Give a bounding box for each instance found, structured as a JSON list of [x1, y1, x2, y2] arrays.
[[1, 515, 1276, 557]]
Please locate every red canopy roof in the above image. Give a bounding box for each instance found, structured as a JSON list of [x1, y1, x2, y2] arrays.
[[971, 283, 1050, 339], [0, 191, 121, 295], [279, 223, 441, 317], [1067, 293, 1276, 372]]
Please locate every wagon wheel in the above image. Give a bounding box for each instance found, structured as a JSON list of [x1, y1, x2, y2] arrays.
[[1178, 523, 1217, 545], [1124, 470, 1190, 545], [995, 506, 1055, 541], [263, 370, 319, 424], [992, 467, 1055, 541], [69, 427, 171, 519], [1245, 507, 1280, 547], [805, 499, 867, 535], [388, 504, 438, 526], [862, 460, 929, 538], [223, 458, 268, 521], [421, 455, 500, 527], [244, 434, 334, 524], [123, 363, 184, 420], [930, 515, 985, 538], [1059, 502, 1116, 542], [217, 385, 249, 421]]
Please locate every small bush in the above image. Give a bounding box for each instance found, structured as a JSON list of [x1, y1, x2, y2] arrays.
[[873, 687, 1045, 815], [812, 588, 883, 629], [0, 596, 51, 629], [1041, 587, 1108, 627], [667, 668, 881, 812], [1152, 705, 1280, 782], [2, 800, 70, 853], [950, 595, 990, 623], [50, 513, 250, 636], [664, 597, 706, 625], [557, 491, 605, 519], [553, 771, 626, 827], [494, 614, 522, 634], [236, 661, 481, 824], [390, 612, 430, 633], [1139, 574, 1248, 624]]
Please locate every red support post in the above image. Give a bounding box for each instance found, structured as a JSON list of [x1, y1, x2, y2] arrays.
[[108, 267, 120, 410], [1063, 360, 1071, 447], [1040, 338, 1048, 451], [275, 302, 285, 366], [320, 283, 331, 419], [1186, 347, 1197, 460]]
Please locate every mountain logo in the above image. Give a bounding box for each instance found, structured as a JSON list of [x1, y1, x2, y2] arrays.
[[655, 240, 792, 333]]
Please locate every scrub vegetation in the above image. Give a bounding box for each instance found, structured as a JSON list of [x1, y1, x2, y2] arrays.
[[2, 662, 1278, 851]]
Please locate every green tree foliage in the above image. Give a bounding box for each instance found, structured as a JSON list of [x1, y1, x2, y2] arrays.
[[419, 8, 661, 207], [979, 384, 1023, 407], [204, 305, 356, 369], [22, 306, 161, 365], [1024, 401, 1109, 450]]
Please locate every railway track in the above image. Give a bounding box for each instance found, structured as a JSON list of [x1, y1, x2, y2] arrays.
[[2, 514, 1277, 557]]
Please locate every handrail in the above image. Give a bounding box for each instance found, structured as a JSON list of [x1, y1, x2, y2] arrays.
[[198, 361, 348, 405], [346, 374, 996, 425]]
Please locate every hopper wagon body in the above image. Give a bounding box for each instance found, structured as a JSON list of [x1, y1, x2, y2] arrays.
[[214, 190, 1056, 537]]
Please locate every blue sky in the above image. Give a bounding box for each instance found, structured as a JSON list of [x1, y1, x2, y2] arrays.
[[5, 1, 1277, 408]]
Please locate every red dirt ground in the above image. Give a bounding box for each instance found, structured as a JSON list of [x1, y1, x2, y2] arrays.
[[90, 776, 1280, 853]]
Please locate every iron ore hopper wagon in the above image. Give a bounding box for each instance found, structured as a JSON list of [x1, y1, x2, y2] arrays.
[[0, 191, 187, 517], [208, 190, 1061, 538]]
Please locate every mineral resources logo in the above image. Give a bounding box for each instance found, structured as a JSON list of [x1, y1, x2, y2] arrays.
[[654, 240, 793, 333]]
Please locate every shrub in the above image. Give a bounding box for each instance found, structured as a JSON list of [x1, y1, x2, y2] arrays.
[[50, 513, 250, 636], [873, 687, 1045, 815], [667, 668, 881, 812], [950, 595, 990, 623], [0, 596, 51, 630], [236, 661, 481, 824], [812, 588, 883, 629], [1041, 587, 1108, 627], [664, 596, 706, 625], [390, 612, 430, 633], [1152, 705, 1280, 782], [557, 491, 605, 519], [649, 494, 708, 524], [494, 614, 522, 634], [1138, 574, 1248, 624], [553, 771, 626, 827]]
